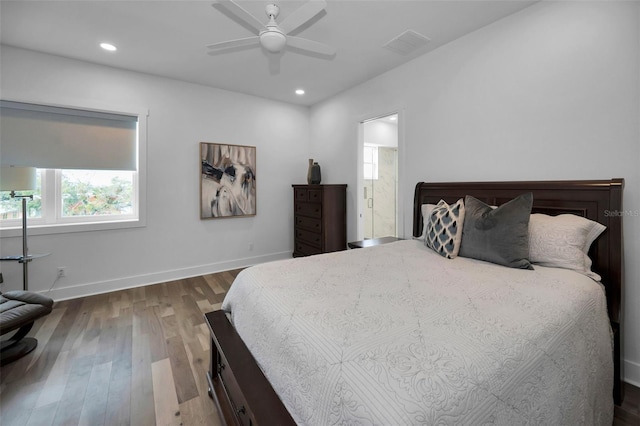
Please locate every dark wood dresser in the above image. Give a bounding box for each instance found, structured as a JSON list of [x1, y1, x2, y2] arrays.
[[292, 184, 347, 257]]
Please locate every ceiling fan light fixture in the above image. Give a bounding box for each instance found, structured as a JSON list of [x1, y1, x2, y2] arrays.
[[260, 30, 286, 53], [295, 89, 305, 95]]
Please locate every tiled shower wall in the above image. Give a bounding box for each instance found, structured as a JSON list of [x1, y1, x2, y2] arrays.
[[364, 146, 397, 239]]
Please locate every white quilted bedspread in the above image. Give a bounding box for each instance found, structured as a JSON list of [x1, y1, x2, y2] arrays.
[[222, 240, 613, 425]]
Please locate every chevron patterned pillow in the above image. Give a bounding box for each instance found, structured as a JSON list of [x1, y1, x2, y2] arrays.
[[425, 198, 465, 259]]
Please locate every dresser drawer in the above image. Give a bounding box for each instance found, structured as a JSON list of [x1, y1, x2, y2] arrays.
[[295, 215, 322, 232], [296, 228, 322, 248], [295, 240, 322, 256], [218, 351, 253, 426], [295, 201, 322, 218], [294, 187, 309, 201], [308, 189, 322, 202]]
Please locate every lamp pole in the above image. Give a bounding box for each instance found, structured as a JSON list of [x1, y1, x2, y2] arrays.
[[11, 191, 33, 291]]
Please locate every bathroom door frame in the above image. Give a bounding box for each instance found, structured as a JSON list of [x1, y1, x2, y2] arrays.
[[356, 110, 405, 241]]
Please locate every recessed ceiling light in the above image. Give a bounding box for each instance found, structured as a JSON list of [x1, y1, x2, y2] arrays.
[[389, 115, 397, 121], [295, 89, 305, 95], [100, 42, 117, 52]]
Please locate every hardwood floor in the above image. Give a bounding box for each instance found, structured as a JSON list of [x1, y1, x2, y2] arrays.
[[616, 381, 640, 425], [1, 268, 639, 425], [0, 269, 241, 426]]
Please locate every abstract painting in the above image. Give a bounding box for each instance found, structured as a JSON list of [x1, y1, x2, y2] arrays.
[[200, 142, 256, 219]]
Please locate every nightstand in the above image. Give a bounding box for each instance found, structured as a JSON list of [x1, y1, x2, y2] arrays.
[[347, 236, 402, 249]]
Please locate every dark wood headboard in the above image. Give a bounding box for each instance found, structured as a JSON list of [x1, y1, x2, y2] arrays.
[[413, 179, 625, 403]]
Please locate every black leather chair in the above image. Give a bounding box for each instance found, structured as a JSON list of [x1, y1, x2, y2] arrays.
[[1, 289, 54, 366]]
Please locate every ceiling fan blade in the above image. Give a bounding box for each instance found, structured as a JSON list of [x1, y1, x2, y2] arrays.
[[286, 36, 336, 56], [267, 52, 282, 75], [212, 0, 264, 35], [207, 37, 260, 54], [279, 0, 327, 35]]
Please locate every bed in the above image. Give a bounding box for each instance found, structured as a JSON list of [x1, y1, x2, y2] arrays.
[[205, 179, 624, 426]]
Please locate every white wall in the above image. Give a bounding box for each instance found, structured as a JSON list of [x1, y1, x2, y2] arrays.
[[310, 1, 640, 385], [0, 46, 311, 299]]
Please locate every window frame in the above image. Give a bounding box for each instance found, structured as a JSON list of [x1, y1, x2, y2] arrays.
[[0, 98, 147, 238]]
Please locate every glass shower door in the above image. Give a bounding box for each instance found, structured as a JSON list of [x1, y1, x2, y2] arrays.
[[363, 145, 376, 239], [363, 144, 397, 239]]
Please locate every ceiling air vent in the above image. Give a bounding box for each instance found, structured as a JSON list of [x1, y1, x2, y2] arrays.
[[383, 29, 431, 55]]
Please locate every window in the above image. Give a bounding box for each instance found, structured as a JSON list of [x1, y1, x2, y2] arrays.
[[0, 100, 147, 235], [60, 170, 135, 218], [1, 169, 137, 227], [363, 145, 379, 180]]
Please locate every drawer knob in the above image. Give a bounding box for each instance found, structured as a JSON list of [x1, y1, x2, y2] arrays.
[[237, 406, 246, 415]]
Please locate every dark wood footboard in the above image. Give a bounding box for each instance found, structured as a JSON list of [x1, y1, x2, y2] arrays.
[[205, 310, 295, 426]]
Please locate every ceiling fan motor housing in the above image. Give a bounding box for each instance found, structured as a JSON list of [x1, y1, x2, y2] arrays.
[[265, 4, 280, 19]]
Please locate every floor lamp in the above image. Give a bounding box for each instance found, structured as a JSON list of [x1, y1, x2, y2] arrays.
[[1, 166, 37, 291]]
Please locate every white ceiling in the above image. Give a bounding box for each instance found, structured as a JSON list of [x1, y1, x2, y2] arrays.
[[0, 1, 536, 106]]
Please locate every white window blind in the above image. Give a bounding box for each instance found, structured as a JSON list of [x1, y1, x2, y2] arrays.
[[0, 100, 137, 171]]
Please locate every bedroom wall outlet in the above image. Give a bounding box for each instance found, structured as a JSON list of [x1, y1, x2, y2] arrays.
[[57, 267, 66, 278], [248, 242, 254, 251]]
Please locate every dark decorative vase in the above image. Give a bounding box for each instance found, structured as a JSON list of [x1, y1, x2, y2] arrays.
[[307, 159, 314, 184], [310, 162, 321, 184]]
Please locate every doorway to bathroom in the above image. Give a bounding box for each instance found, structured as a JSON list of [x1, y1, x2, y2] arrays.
[[359, 113, 399, 239]]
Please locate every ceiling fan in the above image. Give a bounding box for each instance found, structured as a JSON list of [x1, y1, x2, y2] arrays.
[[207, 0, 336, 57]]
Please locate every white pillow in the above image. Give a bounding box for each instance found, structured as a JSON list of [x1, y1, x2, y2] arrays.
[[528, 213, 606, 280], [417, 204, 436, 240]]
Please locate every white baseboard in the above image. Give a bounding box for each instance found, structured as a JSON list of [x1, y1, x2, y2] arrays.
[[624, 359, 640, 387], [46, 251, 292, 301]]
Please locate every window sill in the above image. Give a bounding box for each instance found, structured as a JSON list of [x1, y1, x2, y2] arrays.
[[0, 218, 145, 237]]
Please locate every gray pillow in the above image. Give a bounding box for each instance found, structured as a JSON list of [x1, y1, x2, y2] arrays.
[[459, 192, 534, 269]]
